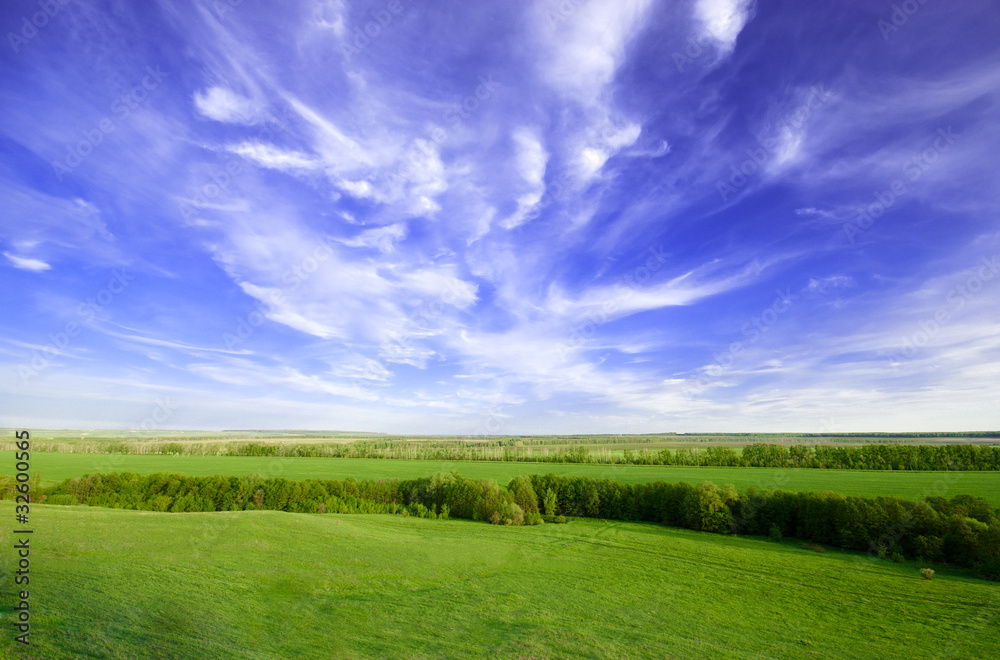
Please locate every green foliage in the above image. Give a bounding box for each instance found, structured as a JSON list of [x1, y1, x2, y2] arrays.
[[507, 476, 540, 514], [769, 524, 783, 542], [542, 488, 558, 516], [971, 557, 1000, 581], [681, 482, 731, 533]]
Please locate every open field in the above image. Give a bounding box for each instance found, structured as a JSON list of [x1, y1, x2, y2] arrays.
[[21, 453, 1000, 506], [1, 501, 996, 659], [6, 429, 998, 454]]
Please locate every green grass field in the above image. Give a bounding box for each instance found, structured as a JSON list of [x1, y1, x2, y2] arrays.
[[23, 453, 1000, 506], [1, 501, 996, 659]]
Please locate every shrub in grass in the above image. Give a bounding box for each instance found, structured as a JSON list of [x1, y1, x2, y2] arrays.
[[769, 524, 782, 542], [891, 551, 906, 564], [920, 568, 935, 580], [501, 501, 525, 525], [554, 515, 567, 523], [408, 502, 430, 518]]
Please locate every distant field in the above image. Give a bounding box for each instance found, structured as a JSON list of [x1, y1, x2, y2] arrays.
[[23, 453, 1000, 506], [1, 501, 995, 659], [6, 428, 998, 453]]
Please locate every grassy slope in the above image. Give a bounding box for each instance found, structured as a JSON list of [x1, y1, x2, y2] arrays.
[[23, 453, 1000, 506], [1, 502, 998, 659]]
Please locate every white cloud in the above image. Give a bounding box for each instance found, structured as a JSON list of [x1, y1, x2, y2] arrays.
[[187, 356, 378, 401], [0, 184, 120, 266], [502, 128, 549, 229], [549, 257, 765, 325], [4, 252, 51, 272], [540, 0, 654, 102], [513, 128, 547, 189], [193, 87, 263, 124], [574, 120, 642, 181], [806, 275, 854, 293], [337, 223, 408, 253], [283, 94, 373, 171], [694, 0, 756, 56], [227, 141, 319, 171], [312, 0, 347, 37]]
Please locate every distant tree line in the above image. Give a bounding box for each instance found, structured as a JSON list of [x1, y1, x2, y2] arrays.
[[23, 440, 999, 471], [739, 443, 1000, 470], [11, 470, 999, 580], [214, 441, 1000, 470]]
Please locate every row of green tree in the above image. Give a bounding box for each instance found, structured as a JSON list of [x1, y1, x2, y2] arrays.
[[63, 440, 1000, 471], [739, 443, 1000, 470], [526, 474, 999, 579], [602, 443, 1000, 469], [15, 470, 998, 579], [26, 471, 547, 526]]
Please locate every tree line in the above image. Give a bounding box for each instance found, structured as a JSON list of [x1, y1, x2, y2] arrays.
[[215, 441, 1000, 470], [10, 470, 998, 580], [21, 440, 999, 471], [527, 474, 1000, 580]]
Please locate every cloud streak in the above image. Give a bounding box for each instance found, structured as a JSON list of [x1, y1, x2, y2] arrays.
[[1, 0, 998, 432]]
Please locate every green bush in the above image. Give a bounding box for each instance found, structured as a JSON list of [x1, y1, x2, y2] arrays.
[[769, 524, 782, 542], [891, 551, 905, 564], [499, 501, 524, 525], [151, 495, 172, 512]]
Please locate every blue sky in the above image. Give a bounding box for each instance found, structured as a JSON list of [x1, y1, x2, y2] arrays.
[[2, 0, 998, 434]]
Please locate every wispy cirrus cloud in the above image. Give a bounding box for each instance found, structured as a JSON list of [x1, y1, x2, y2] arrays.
[[1, 0, 998, 432], [4, 252, 50, 272]]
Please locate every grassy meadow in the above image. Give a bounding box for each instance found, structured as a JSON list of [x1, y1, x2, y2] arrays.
[[1, 501, 997, 659], [24, 452, 1000, 506], [7, 429, 998, 456], [5, 431, 1000, 658]]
